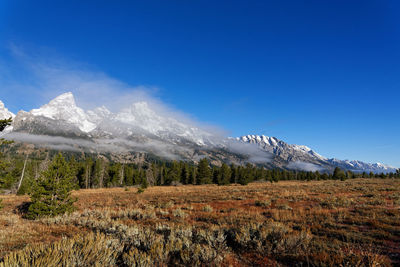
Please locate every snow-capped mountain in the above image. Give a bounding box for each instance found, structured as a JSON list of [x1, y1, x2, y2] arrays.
[[238, 134, 397, 173], [326, 159, 397, 174], [11, 92, 215, 146], [1, 93, 397, 173], [237, 135, 326, 162], [0, 100, 15, 119], [114, 102, 214, 146], [30, 92, 97, 133]]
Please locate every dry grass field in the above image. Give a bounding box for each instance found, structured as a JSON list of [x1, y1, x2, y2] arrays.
[[1, 178, 400, 266]]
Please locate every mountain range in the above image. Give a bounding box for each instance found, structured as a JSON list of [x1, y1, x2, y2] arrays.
[[0, 92, 397, 173]]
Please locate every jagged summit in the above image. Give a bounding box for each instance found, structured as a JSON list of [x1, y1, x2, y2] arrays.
[[30, 92, 96, 132]]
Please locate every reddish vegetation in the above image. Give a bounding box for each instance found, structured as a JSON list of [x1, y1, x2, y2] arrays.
[[1, 178, 399, 266]]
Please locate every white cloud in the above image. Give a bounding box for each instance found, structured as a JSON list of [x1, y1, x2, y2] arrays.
[[4, 132, 194, 160], [287, 161, 324, 172]]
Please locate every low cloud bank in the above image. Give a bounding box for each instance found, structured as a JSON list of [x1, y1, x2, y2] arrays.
[[4, 132, 274, 164], [4, 132, 193, 160], [224, 139, 273, 163], [287, 161, 324, 172]]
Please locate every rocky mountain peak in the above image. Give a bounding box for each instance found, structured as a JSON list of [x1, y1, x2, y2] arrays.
[[30, 92, 96, 133], [0, 100, 15, 119]]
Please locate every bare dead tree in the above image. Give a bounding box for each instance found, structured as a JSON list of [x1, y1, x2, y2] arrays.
[[17, 154, 29, 192]]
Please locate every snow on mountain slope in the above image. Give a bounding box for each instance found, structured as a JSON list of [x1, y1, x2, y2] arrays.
[[10, 92, 213, 146], [238, 134, 397, 173], [86, 106, 112, 124], [327, 159, 396, 173], [0, 100, 15, 119], [30, 92, 96, 132], [115, 102, 212, 145], [237, 135, 326, 162], [1, 92, 397, 172]]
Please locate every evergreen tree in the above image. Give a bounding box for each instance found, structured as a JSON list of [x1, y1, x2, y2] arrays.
[[321, 173, 329, 180], [197, 158, 212, 184], [315, 171, 321, 180], [238, 163, 254, 185], [165, 161, 180, 185], [180, 163, 189, 184], [230, 164, 238, 184], [0, 117, 12, 133], [124, 165, 134, 186], [26, 153, 77, 219], [188, 166, 196, 184], [219, 163, 231, 185], [266, 170, 273, 182], [346, 170, 353, 179], [332, 167, 346, 180], [212, 166, 219, 184], [140, 169, 149, 188], [107, 163, 121, 187]]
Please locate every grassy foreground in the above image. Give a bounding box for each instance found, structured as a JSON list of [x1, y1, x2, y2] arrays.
[[0, 178, 399, 266]]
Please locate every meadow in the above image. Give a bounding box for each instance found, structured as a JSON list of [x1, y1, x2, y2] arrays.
[[0, 178, 399, 266]]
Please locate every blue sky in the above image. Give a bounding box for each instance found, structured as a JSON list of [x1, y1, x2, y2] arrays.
[[0, 1, 399, 167]]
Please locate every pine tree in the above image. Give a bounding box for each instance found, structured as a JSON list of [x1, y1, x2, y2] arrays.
[[230, 164, 237, 184], [315, 171, 321, 180], [197, 158, 212, 184], [219, 163, 231, 185], [238, 166, 250, 185], [140, 169, 149, 189], [180, 163, 189, 184], [212, 166, 219, 184], [165, 161, 180, 185], [332, 167, 346, 180], [188, 166, 196, 184], [25, 153, 77, 219]]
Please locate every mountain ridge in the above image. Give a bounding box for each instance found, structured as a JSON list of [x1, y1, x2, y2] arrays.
[[237, 134, 396, 173], [0, 92, 397, 173]]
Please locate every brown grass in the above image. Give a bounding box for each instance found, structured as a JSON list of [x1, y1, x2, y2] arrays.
[[1, 178, 399, 266]]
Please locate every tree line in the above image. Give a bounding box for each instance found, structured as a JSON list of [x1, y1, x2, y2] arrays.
[[1, 154, 399, 196], [1, 118, 399, 196], [1, 117, 400, 218]]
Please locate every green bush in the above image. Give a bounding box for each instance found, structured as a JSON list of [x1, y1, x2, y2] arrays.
[[137, 187, 145, 194]]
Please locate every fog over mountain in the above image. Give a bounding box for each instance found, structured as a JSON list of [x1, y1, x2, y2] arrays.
[[0, 92, 397, 173]]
